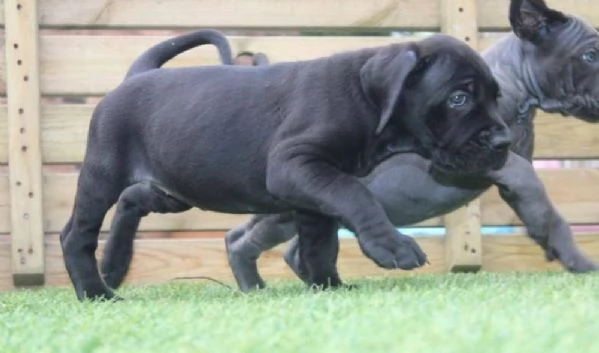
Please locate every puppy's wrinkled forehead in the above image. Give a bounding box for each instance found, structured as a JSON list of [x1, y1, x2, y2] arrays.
[[552, 15, 599, 51], [416, 34, 499, 95]]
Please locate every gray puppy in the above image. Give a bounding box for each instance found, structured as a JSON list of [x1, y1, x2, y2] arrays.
[[61, 27, 511, 301], [215, 0, 599, 291]]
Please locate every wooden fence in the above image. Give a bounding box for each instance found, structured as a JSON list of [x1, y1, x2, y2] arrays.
[[1, 0, 599, 290]]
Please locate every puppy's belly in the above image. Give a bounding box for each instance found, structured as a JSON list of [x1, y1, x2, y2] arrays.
[[194, 198, 290, 215], [144, 171, 290, 215], [139, 133, 289, 214]]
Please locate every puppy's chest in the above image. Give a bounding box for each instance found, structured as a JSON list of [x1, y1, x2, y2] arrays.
[[507, 111, 535, 159]]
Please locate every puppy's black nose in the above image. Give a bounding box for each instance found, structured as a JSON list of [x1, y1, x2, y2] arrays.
[[489, 127, 512, 150]]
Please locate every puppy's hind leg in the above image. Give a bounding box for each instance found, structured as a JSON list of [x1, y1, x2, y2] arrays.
[[60, 164, 124, 301], [225, 213, 297, 292], [283, 236, 310, 285], [101, 182, 191, 289], [294, 210, 343, 289]]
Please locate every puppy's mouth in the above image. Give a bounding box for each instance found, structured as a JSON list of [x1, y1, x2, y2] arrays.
[[430, 137, 510, 177], [543, 95, 599, 123], [565, 96, 599, 122]]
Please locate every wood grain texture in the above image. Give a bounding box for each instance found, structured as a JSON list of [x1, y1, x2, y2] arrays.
[[0, 0, 441, 29], [481, 234, 599, 271], [2, 234, 598, 291], [440, 0, 482, 272], [444, 200, 483, 271], [41, 172, 253, 234], [0, 0, 595, 30], [0, 35, 424, 95], [4, 0, 45, 283], [0, 33, 530, 96], [0, 175, 8, 233], [0, 33, 511, 96], [481, 168, 599, 226]]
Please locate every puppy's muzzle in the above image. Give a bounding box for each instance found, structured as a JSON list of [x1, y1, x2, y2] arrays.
[[479, 124, 512, 170], [486, 125, 512, 151]]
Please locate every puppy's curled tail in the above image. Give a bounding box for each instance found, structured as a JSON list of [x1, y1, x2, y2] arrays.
[[124, 29, 234, 79]]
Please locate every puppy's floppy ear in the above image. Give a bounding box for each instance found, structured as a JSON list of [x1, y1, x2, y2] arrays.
[[509, 0, 568, 44], [360, 44, 420, 135]]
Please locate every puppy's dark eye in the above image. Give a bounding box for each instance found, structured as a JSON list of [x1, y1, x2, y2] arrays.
[[582, 49, 598, 63], [447, 92, 469, 108]]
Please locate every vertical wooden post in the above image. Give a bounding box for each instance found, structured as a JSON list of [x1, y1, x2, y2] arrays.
[[440, 0, 482, 272], [5, 0, 45, 286]]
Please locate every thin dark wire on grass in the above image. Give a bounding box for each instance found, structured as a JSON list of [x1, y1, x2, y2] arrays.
[[171, 275, 237, 291]]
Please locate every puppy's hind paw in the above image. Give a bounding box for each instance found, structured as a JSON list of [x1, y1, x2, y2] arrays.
[[225, 233, 267, 293], [76, 281, 122, 302], [101, 268, 128, 290]]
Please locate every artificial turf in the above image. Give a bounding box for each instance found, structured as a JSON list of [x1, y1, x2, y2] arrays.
[[1, 272, 598, 353]]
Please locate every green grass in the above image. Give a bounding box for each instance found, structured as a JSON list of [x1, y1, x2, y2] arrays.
[[1, 272, 598, 353]]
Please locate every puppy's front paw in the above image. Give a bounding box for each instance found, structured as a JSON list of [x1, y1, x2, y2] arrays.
[[570, 258, 599, 273], [359, 233, 427, 270], [545, 238, 599, 273], [555, 250, 599, 273]]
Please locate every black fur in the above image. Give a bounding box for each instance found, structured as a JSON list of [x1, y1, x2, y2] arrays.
[[125, 29, 234, 79], [214, 0, 599, 293], [61, 30, 510, 300]]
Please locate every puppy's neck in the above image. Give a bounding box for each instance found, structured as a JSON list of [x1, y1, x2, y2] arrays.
[[483, 35, 540, 126], [482, 35, 538, 159]]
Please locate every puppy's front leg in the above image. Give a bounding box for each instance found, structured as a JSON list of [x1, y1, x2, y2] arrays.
[[489, 152, 598, 272], [267, 156, 428, 271]]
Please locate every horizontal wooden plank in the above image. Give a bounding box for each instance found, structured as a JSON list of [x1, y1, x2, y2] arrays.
[[0, 32, 560, 95], [2, 234, 599, 291], [41, 172, 253, 234], [0, 167, 598, 234], [0, 0, 441, 29], [0, 0, 595, 30], [3, 35, 430, 96], [480, 168, 599, 226], [1, 103, 598, 164], [530, 113, 599, 159], [0, 33, 502, 96]]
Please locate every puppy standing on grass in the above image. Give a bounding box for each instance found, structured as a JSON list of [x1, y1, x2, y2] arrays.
[[61, 28, 511, 301]]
